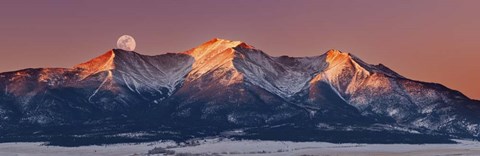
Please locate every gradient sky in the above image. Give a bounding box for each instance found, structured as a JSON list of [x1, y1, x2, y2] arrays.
[[0, 0, 478, 99]]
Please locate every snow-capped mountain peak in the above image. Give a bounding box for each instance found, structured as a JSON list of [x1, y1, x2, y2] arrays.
[[184, 38, 252, 60], [74, 50, 116, 79], [324, 49, 369, 73], [326, 49, 348, 59], [182, 38, 255, 81]]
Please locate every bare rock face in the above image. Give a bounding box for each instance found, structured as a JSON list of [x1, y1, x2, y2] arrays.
[[0, 38, 479, 145]]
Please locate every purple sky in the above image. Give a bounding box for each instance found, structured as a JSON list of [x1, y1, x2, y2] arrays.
[[0, 0, 479, 99]]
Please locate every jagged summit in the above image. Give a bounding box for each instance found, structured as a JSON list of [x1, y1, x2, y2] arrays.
[[74, 50, 115, 79], [208, 38, 254, 49], [73, 49, 137, 79], [326, 49, 348, 55], [184, 38, 253, 59], [325, 49, 352, 65], [74, 49, 137, 71]]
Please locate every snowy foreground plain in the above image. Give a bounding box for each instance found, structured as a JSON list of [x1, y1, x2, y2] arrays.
[[1, 139, 480, 156]]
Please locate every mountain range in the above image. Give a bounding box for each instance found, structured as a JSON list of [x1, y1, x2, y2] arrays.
[[0, 38, 479, 146]]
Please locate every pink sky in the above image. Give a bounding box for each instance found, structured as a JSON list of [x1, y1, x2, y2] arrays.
[[0, 0, 478, 99]]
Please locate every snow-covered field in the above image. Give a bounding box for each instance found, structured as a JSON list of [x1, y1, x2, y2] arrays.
[[1, 139, 480, 156]]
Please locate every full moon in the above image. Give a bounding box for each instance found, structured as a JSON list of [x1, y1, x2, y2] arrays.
[[116, 35, 136, 51]]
